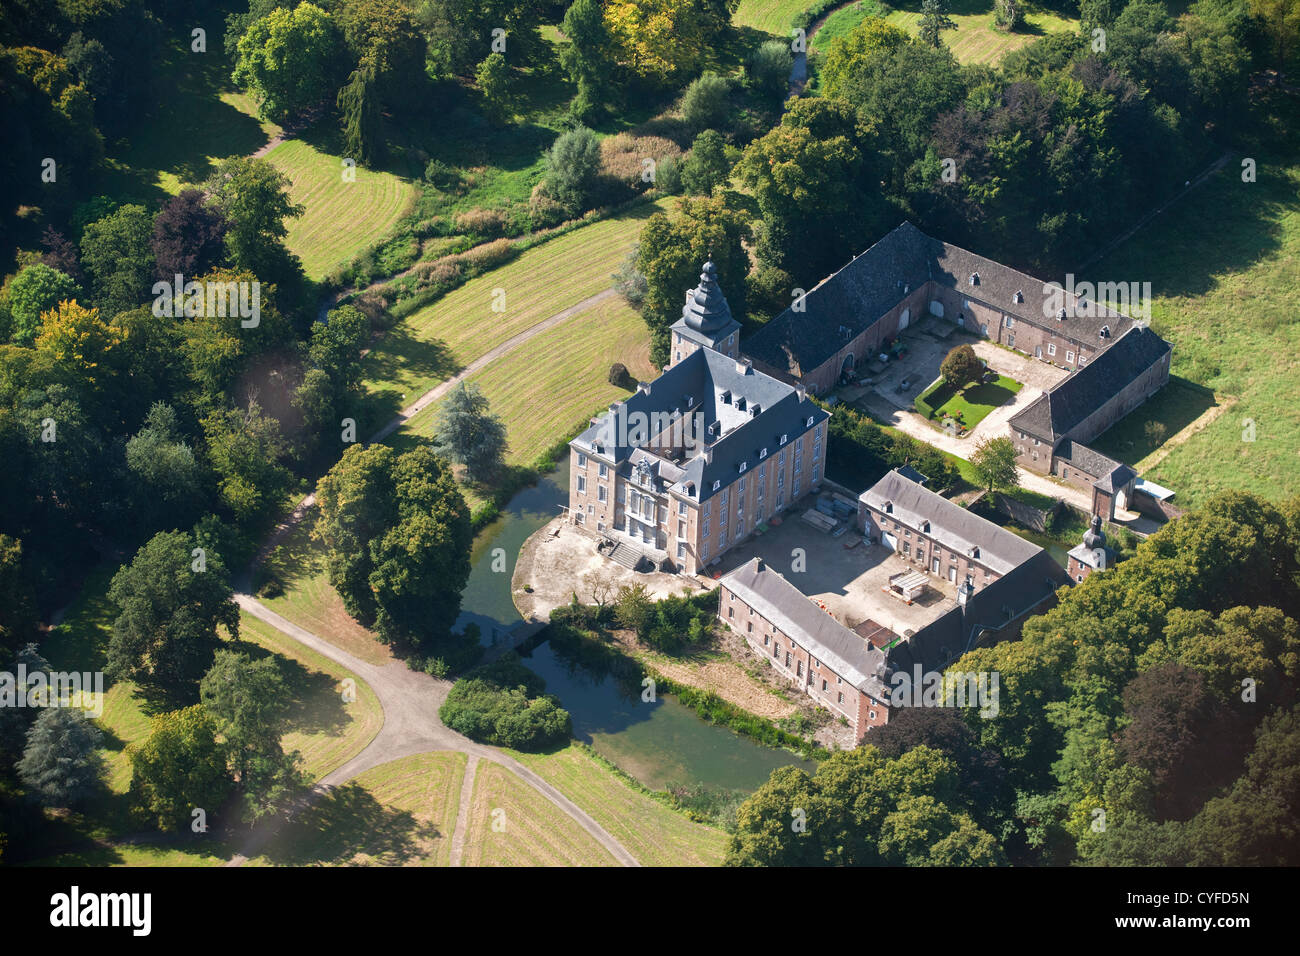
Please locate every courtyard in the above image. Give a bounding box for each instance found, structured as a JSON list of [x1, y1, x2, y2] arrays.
[[709, 502, 958, 640]]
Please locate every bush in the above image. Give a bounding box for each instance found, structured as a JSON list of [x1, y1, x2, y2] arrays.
[[438, 655, 572, 750], [459, 237, 515, 273], [608, 362, 635, 388], [655, 156, 683, 195], [681, 129, 734, 196], [600, 133, 683, 188], [424, 159, 461, 190], [681, 72, 730, 132], [453, 208, 506, 237], [745, 40, 793, 101], [529, 185, 570, 229], [541, 125, 603, 214], [612, 245, 648, 307]]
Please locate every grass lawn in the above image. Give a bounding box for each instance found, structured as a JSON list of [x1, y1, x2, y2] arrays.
[[399, 294, 658, 466], [881, 1, 1078, 64], [256, 519, 395, 667], [460, 760, 618, 866], [811, 0, 883, 49], [1083, 139, 1300, 509], [264, 137, 418, 280], [507, 745, 728, 866], [916, 373, 1022, 432], [251, 751, 467, 866], [359, 199, 668, 427]]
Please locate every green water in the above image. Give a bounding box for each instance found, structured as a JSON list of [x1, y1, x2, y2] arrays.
[[458, 459, 816, 793]]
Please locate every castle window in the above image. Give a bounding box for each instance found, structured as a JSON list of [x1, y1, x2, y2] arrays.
[[1004, 315, 1014, 329], [577, 453, 587, 467], [598, 463, 608, 478], [1066, 351, 1075, 363], [1047, 343, 1056, 356], [577, 476, 586, 493], [739, 461, 747, 473], [760, 447, 767, 459]]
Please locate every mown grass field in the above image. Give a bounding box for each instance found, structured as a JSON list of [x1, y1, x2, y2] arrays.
[[880, 2, 1077, 63], [461, 760, 618, 866], [1084, 150, 1300, 509], [401, 294, 657, 466], [508, 745, 728, 866], [360, 199, 668, 415], [252, 751, 467, 866], [735, 0, 820, 34], [264, 138, 417, 280]]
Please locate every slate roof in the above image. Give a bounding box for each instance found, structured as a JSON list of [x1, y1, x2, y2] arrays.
[[671, 260, 741, 346], [1008, 325, 1171, 443], [860, 470, 1045, 577], [745, 221, 1133, 379], [721, 558, 891, 698], [896, 464, 929, 485], [572, 348, 828, 505]]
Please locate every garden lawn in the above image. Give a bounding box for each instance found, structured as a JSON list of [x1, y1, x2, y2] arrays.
[[264, 138, 417, 279], [360, 199, 668, 415], [507, 744, 728, 866], [916, 373, 1022, 432], [882, 1, 1078, 64], [1083, 146, 1300, 509], [250, 751, 467, 866], [460, 760, 619, 866], [400, 294, 657, 466]]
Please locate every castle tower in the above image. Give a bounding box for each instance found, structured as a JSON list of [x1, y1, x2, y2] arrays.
[[1067, 514, 1112, 583], [666, 260, 742, 369]]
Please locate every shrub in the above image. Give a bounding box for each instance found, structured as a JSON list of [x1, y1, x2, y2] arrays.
[[609, 362, 634, 388], [681, 72, 730, 132], [655, 156, 682, 194], [745, 40, 793, 100], [600, 133, 683, 188], [459, 237, 515, 272], [438, 655, 572, 750], [424, 159, 461, 190], [541, 125, 603, 213], [612, 246, 648, 307], [1143, 420, 1168, 445], [529, 185, 569, 229], [681, 129, 734, 196], [453, 207, 506, 237]]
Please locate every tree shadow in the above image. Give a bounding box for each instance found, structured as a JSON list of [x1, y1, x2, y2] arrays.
[[258, 783, 437, 865], [1089, 377, 1219, 466], [962, 382, 1016, 407]]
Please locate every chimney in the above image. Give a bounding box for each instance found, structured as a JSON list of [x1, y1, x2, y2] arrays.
[[796, 384, 807, 403], [755, 557, 765, 572], [636, 381, 651, 395], [735, 357, 751, 375]]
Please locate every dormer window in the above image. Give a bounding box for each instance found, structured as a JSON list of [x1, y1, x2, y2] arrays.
[[922, 521, 930, 533], [969, 272, 979, 285], [970, 546, 980, 559], [760, 447, 768, 459], [885, 502, 893, 514], [806, 416, 814, 427], [721, 390, 731, 404], [737, 397, 747, 412], [739, 461, 747, 473], [780, 433, 788, 445], [1013, 290, 1023, 304], [712, 480, 720, 491], [1058, 308, 1068, 320]]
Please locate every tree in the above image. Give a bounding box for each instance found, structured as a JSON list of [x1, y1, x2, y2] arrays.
[[432, 382, 507, 484], [736, 97, 886, 285], [200, 650, 302, 819], [560, 0, 617, 120], [39, 227, 83, 282], [338, 59, 384, 166], [681, 129, 733, 196], [232, 2, 344, 122], [203, 157, 305, 279], [604, 0, 714, 88], [34, 299, 123, 390], [124, 402, 204, 533], [613, 582, 653, 634], [128, 705, 232, 832], [939, 343, 983, 388], [820, 18, 912, 101], [439, 657, 571, 750], [744, 40, 793, 101], [475, 52, 513, 124], [994, 0, 1022, 31], [18, 706, 105, 808], [637, 193, 751, 365], [79, 203, 154, 320], [918, 0, 957, 48], [201, 399, 292, 524], [681, 72, 729, 132], [314, 444, 473, 647], [106, 530, 240, 699], [1249, 0, 1300, 73], [151, 189, 229, 281], [970, 436, 1019, 493], [0, 536, 39, 656], [541, 126, 604, 214], [6, 265, 81, 347]]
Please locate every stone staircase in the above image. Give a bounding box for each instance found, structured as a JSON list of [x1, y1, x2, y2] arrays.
[[606, 541, 649, 572]]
